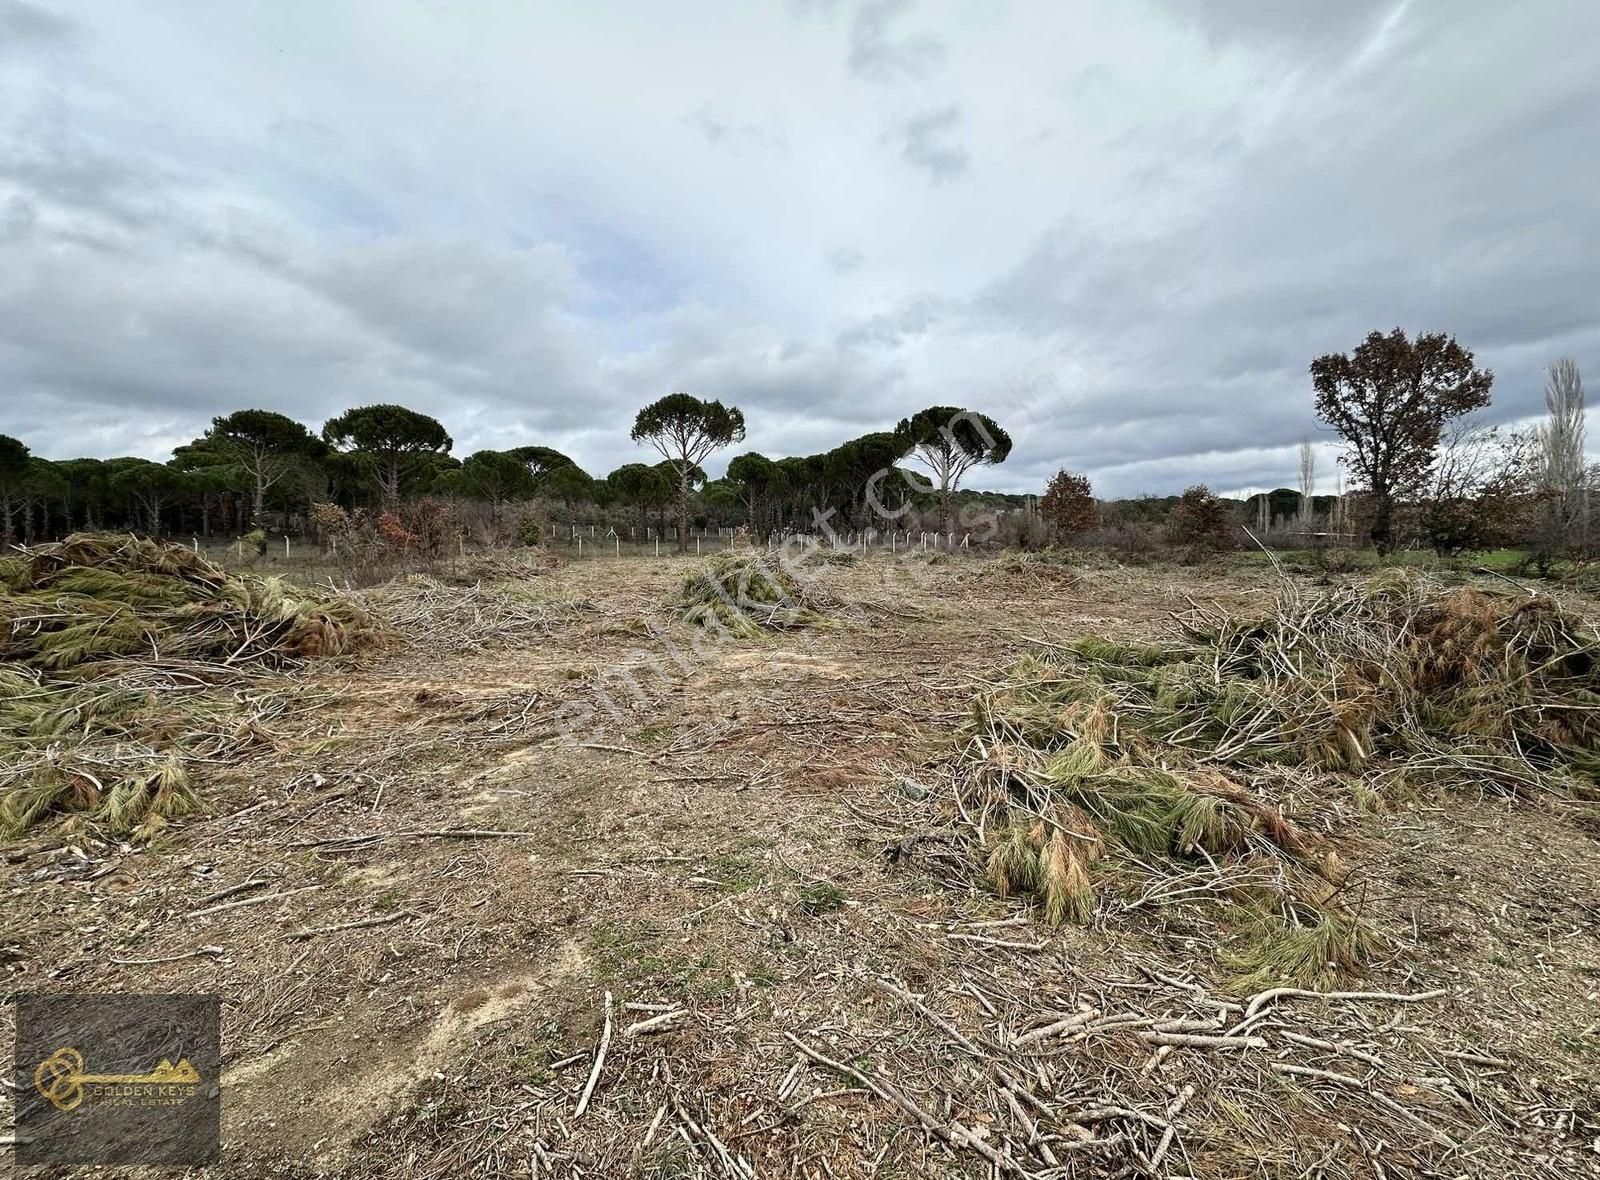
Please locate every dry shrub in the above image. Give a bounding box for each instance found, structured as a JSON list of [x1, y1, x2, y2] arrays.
[[1166, 484, 1234, 553], [314, 499, 464, 575], [1039, 469, 1100, 538]]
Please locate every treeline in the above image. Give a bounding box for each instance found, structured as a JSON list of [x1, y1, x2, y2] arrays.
[[3, 328, 1586, 562], [0, 400, 1017, 548]]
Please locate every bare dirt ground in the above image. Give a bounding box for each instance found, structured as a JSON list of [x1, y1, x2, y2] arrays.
[[4, 552, 1598, 1178]]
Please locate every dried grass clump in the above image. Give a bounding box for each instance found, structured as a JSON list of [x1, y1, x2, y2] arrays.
[[952, 574, 1600, 985], [0, 534, 380, 840], [809, 550, 859, 567], [676, 553, 830, 638]]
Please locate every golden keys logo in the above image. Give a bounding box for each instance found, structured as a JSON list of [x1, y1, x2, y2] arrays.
[[34, 1047, 202, 1112]]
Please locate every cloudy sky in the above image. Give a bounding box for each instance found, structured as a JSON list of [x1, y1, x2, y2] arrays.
[[2, 0, 1596, 496]]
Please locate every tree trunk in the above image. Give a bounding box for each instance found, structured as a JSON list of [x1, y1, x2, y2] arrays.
[[253, 474, 266, 527], [1370, 492, 1394, 554], [1, 498, 12, 546], [676, 466, 690, 553], [381, 461, 401, 505]]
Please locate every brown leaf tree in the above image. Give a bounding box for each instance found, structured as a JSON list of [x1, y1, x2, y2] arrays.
[[1039, 470, 1100, 538], [1311, 329, 1493, 553], [1166, 484, 1234, 552]]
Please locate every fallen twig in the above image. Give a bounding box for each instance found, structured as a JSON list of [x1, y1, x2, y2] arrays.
[[1012, 1009, 1098, 1047], [574, 991, 613, 1119], [286, 910, 419, 941], [783, 1032, 1032, 1177], [946, 932, 1047, 952], [109, 944, 225, 966], [287, 828, 536, 850], [625, 1009, 687, 1037], [190, 884, 323, 918], [1134, 1031, 1266, 1050], [872, 977, 986, 1056], [1242, 986, 1448, 1021], [194, 878, 270, 907]]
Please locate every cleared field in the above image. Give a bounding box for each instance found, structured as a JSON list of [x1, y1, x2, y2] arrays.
[[3, 550, 1598, 1178]]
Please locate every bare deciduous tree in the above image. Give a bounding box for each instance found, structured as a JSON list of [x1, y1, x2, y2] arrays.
[[1419, 421, 1534, 555], [1298, 439, 1315, 528], [1540, 357, 1587, 555]]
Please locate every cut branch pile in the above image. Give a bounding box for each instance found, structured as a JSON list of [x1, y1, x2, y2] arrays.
[[951, 574, 1600, 985], [1, 533, 373, 665], [0, 534, 379, 840], [361, 573, 591, 654], [972, 549, 1079, 588], [676, 552, 834, 639]]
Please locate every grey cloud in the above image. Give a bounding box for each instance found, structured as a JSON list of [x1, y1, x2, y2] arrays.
[[0, 1, 76, 51], [954, 4, 1600, 497], [686, 106, 788, 154], [0, 193, 35, 242], [308, 240, 579, 360], [826, 245, 864, 274], [1154, 0, 1405, 56], [848, 0, 945, 83], [835, 299, 942, 350], [893, 106, 968, 182], [0, 133, 171, 229]]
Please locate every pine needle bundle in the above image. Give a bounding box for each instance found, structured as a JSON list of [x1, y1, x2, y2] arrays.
[[0, 534, 379, 840], [949, 573, 1600, 985], [676, 552, 830, 637], [1, 533, 377, 669]]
